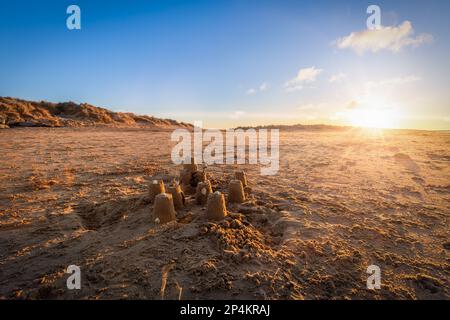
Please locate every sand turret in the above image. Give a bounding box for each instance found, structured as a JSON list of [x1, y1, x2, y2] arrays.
[[149, 179, 165, 203], [228, 179, 245, 203], [183, 163, 198, 172], [179, 163, 206, 194], [167, 183, 185, 209], [206, 191, 227, 221], [153, 193, 177, 224], [235, 170, 248, 187], [195, 180, 212, 205]]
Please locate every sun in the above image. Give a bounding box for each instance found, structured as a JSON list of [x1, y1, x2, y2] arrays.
[[348, 108, 394, 128], [346, 98, 399, 129]]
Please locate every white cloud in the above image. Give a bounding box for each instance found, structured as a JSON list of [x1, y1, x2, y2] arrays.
[[247, 82, 270, 95], [230, 110, 246, 119], [259, 82, 269, 92], [296, 103, 326, 111], [366, 75, 421, 89], [334, 21, 433, 54], [329, 72, 346, 83], [285, 67, 323, 92], [246, 88, 256, 95]]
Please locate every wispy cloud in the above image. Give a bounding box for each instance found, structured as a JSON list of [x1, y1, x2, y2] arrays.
[[334, 21, 433, 54], [259, 82, 269, 92], [247, 82, 270, 95], [329, 73, 346, 83], [296, 102, 332, 111], [246, 88, 257, 95], [366, 75, 421, 89], [296, 103, 318, 111], [229, 110, 246, 119], [285, 67, 323, 92]]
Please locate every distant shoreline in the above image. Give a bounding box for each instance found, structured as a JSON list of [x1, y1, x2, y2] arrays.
[[1, 96, 447, 132]]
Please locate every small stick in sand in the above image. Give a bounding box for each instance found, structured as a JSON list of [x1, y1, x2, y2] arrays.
[[175, 280, 183, 300], [228, 179, 245, 203], [195, 180, 212, 205], [159, 261, 176, 300], [235, 170, 248, 187], [206, 191, 227, 220], [167, 183, 185, 209], [153, 193, 177, 224], [149, 179, 165, 203]]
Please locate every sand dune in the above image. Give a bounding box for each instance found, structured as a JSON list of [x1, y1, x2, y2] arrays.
[[0, 127, 448, 299], [0, 97, 191, 129]]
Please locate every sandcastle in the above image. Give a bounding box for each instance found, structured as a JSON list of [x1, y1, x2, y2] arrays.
[[167, 183, 185, 209], [228, 179, 245, 203], [149, 179, 165, 202], [170, 166, 248, 220], [235, 170, 248, 187], [195, 180, 212, 205], [206, 191, 227, 220], [193, 170, 207, 184], [183, 163, 198, 172], [179, 163, 207, 194], [153, 193, 177, 224], [179, 163, 196, 188]]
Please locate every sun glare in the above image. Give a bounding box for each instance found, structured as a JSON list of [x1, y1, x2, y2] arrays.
[[346, 98, 400, 129], [348, 108, 392, 128]]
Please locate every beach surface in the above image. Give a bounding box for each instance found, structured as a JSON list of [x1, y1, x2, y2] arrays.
[[0, 127, 449, 299]]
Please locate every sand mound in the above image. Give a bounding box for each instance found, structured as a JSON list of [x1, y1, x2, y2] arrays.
[[0, 97, 191, 129]]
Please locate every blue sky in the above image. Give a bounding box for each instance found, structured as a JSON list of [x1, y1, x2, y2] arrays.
[[1, 0, 449, 129]]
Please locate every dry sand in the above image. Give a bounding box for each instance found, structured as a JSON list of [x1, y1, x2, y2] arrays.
[[0, 127, 449, 299]]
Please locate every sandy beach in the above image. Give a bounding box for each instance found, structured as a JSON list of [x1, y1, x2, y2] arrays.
[[0, 127, 448, 299]]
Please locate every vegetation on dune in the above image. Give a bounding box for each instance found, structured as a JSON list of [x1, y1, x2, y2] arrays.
[[0, 97, 191, 129]]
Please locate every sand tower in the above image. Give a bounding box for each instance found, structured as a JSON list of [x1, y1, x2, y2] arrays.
[[149, 179, 165, 203], [179, 163, 197, 193], [183, 163, 198, 173], [195, 180, 212, 205], [167, 183, 185, 209], [206, 191, 227, 221], [179, 170, 190, 189], [192, 170, 207, 185], [235, 170, 248, 187], [153, 193, 177, 224], [179, 163, 206, 194], [228, 179, 245, 203]]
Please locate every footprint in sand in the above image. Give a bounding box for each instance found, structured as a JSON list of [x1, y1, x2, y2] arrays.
[[393, 153, 420, 173], [411, 176, 425, 186]]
